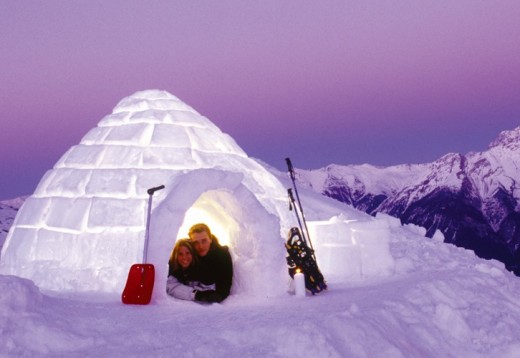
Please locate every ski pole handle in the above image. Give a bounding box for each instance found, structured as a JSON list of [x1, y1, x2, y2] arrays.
[[288, 188, 295, 202], [285, 157, 296, 180], [287, 189, 295, 210], [147, 185, 165, 195]]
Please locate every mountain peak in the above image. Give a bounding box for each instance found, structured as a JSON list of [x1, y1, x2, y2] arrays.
[[488, 126, 520, 151], [296, 125, 520, 276]]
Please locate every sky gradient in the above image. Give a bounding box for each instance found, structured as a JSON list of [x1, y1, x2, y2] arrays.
[[1, 1, 520, 199]]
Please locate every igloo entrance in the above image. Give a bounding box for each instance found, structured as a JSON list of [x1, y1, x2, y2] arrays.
[[148, 169, 289, 301], [175, 190, 240, 247]]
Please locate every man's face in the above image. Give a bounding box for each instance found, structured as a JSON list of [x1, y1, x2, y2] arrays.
[[190, 231, 212, 257]]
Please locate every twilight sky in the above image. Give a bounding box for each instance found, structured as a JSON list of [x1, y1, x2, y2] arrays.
[[1, 1, 519, 199]]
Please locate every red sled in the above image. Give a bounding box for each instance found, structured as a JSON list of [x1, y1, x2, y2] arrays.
[[121, 264, 155, 305]]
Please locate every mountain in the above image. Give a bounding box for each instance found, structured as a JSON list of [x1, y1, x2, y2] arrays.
[[296, 126, 520, 274], [0, 197, 25, 251]]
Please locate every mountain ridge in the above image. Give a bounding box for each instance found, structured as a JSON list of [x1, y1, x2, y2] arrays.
[[0, 198, 25, 250], [297, 126, 520, 273]]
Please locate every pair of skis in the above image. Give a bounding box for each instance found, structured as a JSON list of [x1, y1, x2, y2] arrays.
[[285, 158, 327, 295]]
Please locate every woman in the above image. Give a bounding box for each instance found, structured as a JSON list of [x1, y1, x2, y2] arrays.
[[166, 239, 214, 301], [188, 223, 233, 303]]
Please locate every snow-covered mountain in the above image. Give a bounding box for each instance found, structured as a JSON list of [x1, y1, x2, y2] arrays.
[[296, 126, 520, 274], [0, 197, 25, 250]]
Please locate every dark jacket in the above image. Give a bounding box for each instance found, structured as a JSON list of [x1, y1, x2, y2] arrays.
[[195, 241, 233, 303], [169, 264, 196, 285]]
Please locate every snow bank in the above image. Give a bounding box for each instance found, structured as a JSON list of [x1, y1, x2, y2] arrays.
[[310, 215, 395, 280], [0, 275, 42, 311]]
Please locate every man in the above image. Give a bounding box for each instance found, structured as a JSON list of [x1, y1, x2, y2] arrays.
[[189, 223, 233, 303]]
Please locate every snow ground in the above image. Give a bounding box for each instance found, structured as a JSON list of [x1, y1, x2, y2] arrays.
[[2, 216, 520, 357]]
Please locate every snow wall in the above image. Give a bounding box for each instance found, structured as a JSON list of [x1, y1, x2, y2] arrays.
[[309, 214, 396, 280]]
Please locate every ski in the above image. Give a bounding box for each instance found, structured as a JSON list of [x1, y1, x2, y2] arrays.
[[285, 158, 315, 255], [285, 158, 327, 294]]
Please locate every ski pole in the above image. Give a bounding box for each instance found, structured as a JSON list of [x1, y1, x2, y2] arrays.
[[285, 158, 316, 258], [288, 188, 306, 243]]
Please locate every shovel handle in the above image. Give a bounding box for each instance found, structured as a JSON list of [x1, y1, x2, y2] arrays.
[[147, 185, 165, 195], [142, 184, 164, 264]]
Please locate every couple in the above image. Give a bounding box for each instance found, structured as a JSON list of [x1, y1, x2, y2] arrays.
[[167, 223, 233, 303]]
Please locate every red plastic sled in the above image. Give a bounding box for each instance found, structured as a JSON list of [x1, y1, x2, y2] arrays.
[[122, 263, 155, 305]]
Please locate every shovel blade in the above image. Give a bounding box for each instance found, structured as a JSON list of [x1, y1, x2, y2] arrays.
[[122, 264, 155, 305]]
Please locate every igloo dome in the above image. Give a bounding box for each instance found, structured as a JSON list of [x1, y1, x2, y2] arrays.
[[0, 90, 293, 300]]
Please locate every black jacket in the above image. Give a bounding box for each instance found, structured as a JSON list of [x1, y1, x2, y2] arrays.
[[195, 242, 233, 303], [171, 266, 196, 285]]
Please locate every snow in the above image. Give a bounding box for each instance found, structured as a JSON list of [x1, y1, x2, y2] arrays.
[[2, 91, 520, 356], [298, 163, 427, 196], [468, 127, 520, 202], [3, 201, 520, 356]]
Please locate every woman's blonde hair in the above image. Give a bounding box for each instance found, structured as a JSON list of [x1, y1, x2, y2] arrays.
[[188, 223, 220, 245], [169, 238, 198, 272]]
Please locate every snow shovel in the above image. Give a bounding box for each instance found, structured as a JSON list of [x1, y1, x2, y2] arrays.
[[122, 185, 165, 305]]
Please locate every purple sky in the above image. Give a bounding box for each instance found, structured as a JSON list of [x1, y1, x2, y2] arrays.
[[1, 1, 520, 199]]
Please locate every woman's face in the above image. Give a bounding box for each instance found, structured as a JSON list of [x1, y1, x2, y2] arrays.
[[190, 231, 212, 257], [177, 245, 193, 269]]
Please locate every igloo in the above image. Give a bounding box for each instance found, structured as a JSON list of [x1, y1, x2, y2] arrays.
[[0, 90, 294, 300]]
